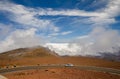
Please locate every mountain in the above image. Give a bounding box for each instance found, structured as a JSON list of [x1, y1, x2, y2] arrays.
[[0, 46, 58, 58], [0, 46, 59, 67], [45, 43, 120, 62], [0, 46, 120, 69], [97, 52, 120, 61]]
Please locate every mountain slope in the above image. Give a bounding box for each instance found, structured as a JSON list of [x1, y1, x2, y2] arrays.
[[0, 46, 58, 58], [0, 46, 120, 69]]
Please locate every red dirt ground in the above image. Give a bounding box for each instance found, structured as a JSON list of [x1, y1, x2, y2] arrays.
[[4, 68, 120, 79], [1, 48, 120, 79]]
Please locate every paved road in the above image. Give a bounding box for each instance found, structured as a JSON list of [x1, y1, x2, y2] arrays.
[[0, 75, 7, 79], [0, 65, 120, 75]]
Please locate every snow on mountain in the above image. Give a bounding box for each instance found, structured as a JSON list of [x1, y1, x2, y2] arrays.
[[44, 42, 120, 56], [44, 43, 81, 56]]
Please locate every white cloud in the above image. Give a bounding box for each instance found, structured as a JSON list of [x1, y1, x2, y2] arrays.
[[45, 27, 120, 56], [89, 0, 120, 26], [104, 0, 120, 17], [0, 0, 60, 53], [76, 35, 89, 39], [0, 0, 119, 29], [48, 33, 59, 37], [45, 0, 120, 57], [38, 8, 105, 17], [61, 31, 73, 35], [88, 0, 109, 9], [48, 31, 73, 37], [0, 0, 59, 33], [45, 43, 80, 56], [0, 23, 13, 40], [0, 28, 45, 53], [70, 0, 120, 27]]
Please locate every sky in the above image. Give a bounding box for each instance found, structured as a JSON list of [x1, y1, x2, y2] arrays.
[[0, 0, 120, 56]]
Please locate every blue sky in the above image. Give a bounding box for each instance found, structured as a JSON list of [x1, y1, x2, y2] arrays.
[[0, 0, 120, 53]]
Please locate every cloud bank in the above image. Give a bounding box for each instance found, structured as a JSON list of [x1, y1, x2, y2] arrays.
[[45, 27, 120, 56], [0, 28, 45, 53], [45, 0, 120, 57]]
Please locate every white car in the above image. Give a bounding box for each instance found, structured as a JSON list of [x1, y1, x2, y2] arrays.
[[65, 64, 74, 67]]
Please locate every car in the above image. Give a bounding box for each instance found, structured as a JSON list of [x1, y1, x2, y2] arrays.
[[65, 64, 74, 67]]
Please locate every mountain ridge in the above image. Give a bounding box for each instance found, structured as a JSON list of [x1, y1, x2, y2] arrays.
[[0, 46, 120, 69]]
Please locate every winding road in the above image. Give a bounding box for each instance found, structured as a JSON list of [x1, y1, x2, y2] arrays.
[[0, 65, 120, 75]]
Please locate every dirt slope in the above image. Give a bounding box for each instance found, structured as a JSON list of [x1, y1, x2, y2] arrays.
[[0, 47, 120, 69]]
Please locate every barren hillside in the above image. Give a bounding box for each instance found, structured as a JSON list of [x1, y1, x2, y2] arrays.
[[0, 47, 120, 69]]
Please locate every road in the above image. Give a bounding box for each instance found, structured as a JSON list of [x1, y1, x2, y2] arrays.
[[0, 75, 7, 79], [0, 65, 120, 75]]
